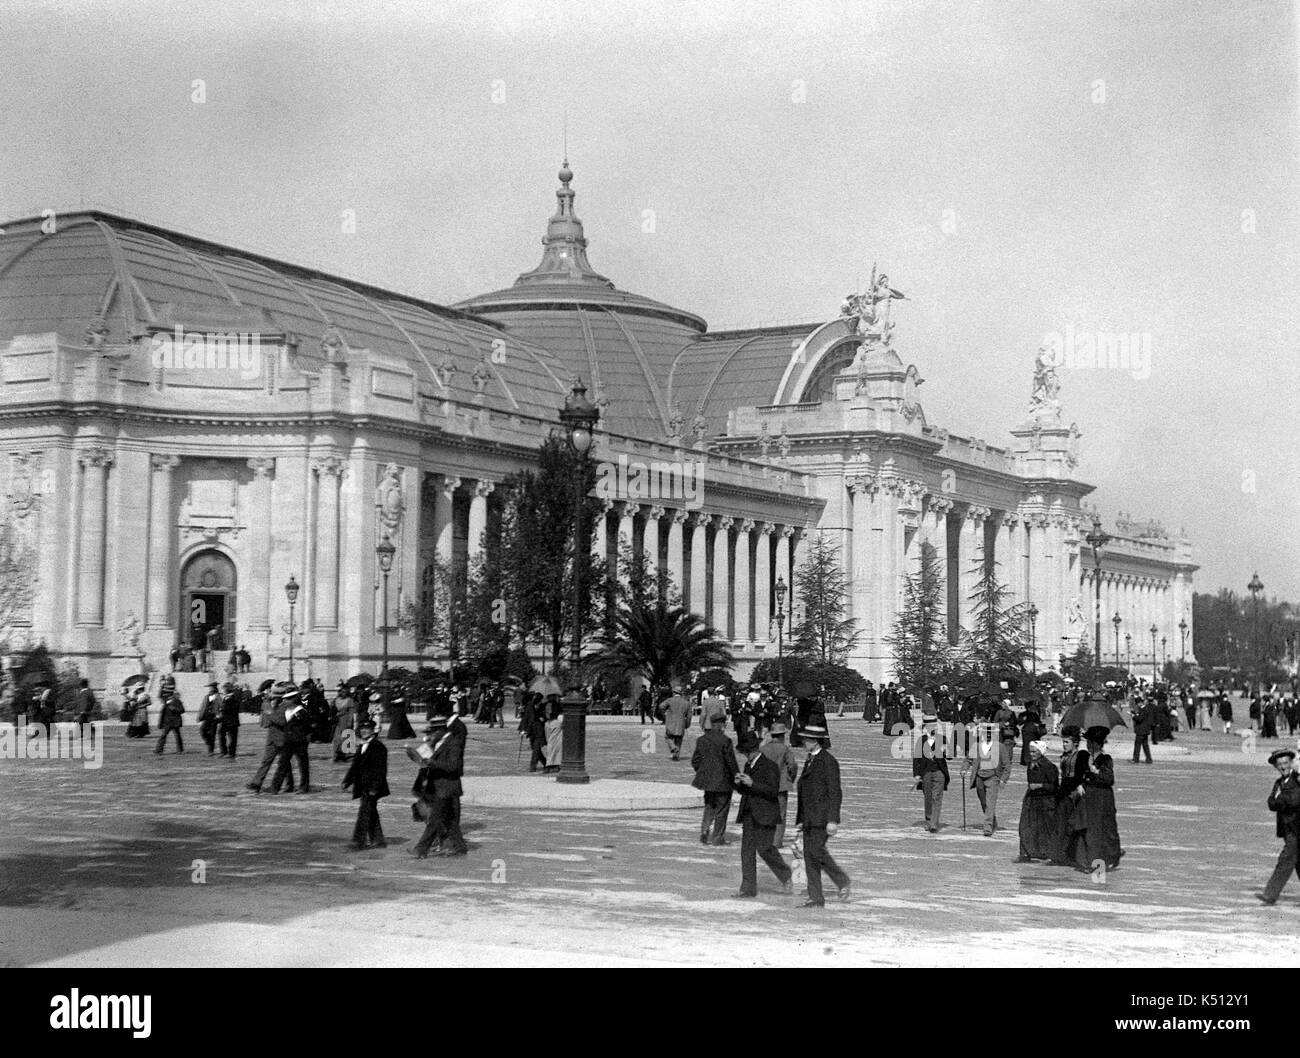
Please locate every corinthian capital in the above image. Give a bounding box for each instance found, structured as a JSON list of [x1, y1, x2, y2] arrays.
[[152, 454, 182, 473], [78, 446, 114, 470], [714, 515, 735, 532], [474, 480, 497, 499], [965, 504, 991, 526], [927, 496, 954, 517], [738, 518, 756, 534], [846, 473, 879, 496], [246, 457, 275, 478], [313, 455, 346, 478]]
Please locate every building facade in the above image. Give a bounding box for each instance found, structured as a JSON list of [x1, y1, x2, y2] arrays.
[[0, 164, 1195, 689]]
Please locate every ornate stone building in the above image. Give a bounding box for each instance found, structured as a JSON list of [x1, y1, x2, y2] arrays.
[[0, 163, 1195, 688]]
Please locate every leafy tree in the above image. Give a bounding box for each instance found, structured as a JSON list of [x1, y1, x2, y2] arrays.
[[589, 601, 733, 693], [957, 556, 1031, 682], [885, 541, 950, 691], [749, 655, 867, 701], [0, 522, 35, 653], [791, 534, 860, 664], [398, 552, 459, 655]]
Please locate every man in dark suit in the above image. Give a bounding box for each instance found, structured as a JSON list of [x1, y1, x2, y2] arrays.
[[246, 683, 292, 793], [1258, 747, 1300, 905], [795, 724, 851, 906], [412, 717, 469, 857], [270, 689, 313, 794], [218, 682, 241, 758], [913, 712, 950, 832], [1131, 699, 1154, 763], [732, 732, 792, 897], [197, 681, 222, 755], [342, 718, 389, 849], [691, 719, 738, 845]]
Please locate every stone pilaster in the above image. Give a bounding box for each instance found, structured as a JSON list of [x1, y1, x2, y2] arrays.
[[689, 511, 710, 618], [147, 454, 181, 628], [312, 455, 345, 630], [666, 508, 687, 598], [643, 505, 665, 580], [754, 522, 773, 645], [76, 446, 114, 626], [733, 518, 753, 643], [245, 458, 275, 632], [468, 480, 495, 566]]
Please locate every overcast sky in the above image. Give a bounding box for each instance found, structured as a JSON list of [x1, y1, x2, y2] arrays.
[[2, 0, 1297, 600]]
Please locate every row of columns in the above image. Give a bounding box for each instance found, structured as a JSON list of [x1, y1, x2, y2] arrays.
[[592, 501, 801, 644], [1086, 568, 1182, 666]]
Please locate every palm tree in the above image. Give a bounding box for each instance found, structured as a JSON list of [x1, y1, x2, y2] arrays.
[[589, 601, 733, 692]]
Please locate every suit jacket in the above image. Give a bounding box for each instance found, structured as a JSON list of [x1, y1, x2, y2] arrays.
[[691, 728, 738, 792], [760, 741, 798, 792], [736, 753, 782, 826], [220, 691, 241, 726], [795, 748, 843, 827], [1268, 771, 1300, 838], [159, 695, 185, 730], [912, 732, 950, 787], [343, 738, 390, 799], [662, 695, 692, 737], [197, 692, 222, 724]]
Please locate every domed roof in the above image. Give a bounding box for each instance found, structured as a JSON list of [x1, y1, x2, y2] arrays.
[[0, 209, 573, 420], [457, 163, 714, 438]]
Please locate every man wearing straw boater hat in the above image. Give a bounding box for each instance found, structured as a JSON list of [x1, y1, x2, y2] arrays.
[[1257, 746, 1300, 905], [795, 723, 851, 906]]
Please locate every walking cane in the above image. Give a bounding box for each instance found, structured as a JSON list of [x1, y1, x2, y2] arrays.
[[517, 731, 524, 763], [961, 779, 967, 831]]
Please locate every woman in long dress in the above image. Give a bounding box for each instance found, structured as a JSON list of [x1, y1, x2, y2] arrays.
[[543, 695, 564, 772], [1078, 726, 1124, 871], [1017, 740, 1060, 862], [1056, 726, 1089, 867]]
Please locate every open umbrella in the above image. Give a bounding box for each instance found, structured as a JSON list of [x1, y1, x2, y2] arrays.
[[257, 678, 275, 693], [1060, 697, 1127, 731], [529, 674, 563, 698], [345, 672, 375, 689], [121, 673, 148, 689]]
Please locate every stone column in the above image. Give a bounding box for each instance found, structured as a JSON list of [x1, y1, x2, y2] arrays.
[[926, 497, 952, 639], [877, 482, 902, 648], [592, 498, 613, 567], [617, 502, 638, 562], [848, 476, 877, 641], [712, 516, 733, 638], [733, 519, 753, 643], [999, 512, 1021, 604], [243, 458, 274, 631], [434, 475, 460, 568], [643, 505, 664, 580], [754, 523, 772, 646], [468, 480, 495, 566], [76, 446, 114, 626], [146, 454, 181, 628], [313, 456, 344, 630], [958, 505, 988, 634], [689, 512, 710, 618], [666, 509, 687, 596]]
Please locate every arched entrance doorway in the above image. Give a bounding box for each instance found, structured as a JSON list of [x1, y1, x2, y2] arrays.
[[180, 550, 237, 656]]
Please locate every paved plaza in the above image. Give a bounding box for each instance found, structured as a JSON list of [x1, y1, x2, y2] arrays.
[[0, 716, 1294, 967]]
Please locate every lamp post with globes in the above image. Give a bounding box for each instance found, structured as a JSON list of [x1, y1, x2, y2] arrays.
[[1248, 572, 1264, 696], [773, 575, 788, 688], [557, 377, 600, 786], [1125, 632, 1132, 673], [1083, 512, 1111, 668], [376, 535, 395, 677], [284, 576, 300, 682], [1179, 617, 1188, 663], [1149, 624, 1158, 681], [1112, 612, 1122, 669], [1027, 604, 1039, 678]]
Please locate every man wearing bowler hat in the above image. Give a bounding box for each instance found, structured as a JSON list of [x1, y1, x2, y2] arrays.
[[795, 724, 851, 906], [913, 712, 950, 833], [1258, 746, 1300, 905], [761, 722, 799, 847], [731, 731, 792, 898], [342, 718, 389, 849]]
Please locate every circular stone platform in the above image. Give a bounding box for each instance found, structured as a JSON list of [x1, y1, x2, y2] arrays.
[[462, 775, 701, 812]]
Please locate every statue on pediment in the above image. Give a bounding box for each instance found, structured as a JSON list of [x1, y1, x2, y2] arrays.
[[1030, 342, 1062, 419]]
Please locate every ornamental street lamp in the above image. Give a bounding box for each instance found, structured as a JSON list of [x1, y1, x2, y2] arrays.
[[773, 575, 788, 688], [1125, 632, 1132, 672], [1112, 612, 1122, 669], [1027, 604, 1039, 678], [1084, 512, 1111, 668], [1179, 617, 1188, 662], [1149, 624, 1158, 681], [1161, 635, 1167, 673], [1248, 572, 1264, 695], [556, 377, 600, 786], [284, 575, 300, 682]]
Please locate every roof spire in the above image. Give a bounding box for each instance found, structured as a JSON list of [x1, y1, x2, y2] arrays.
[[513, 160, 613, 289]]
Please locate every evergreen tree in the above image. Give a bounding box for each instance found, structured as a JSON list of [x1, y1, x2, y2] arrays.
[[885, 541, 950, 690], [791, 534, 860, 664], [958, 554, 1032, 681]]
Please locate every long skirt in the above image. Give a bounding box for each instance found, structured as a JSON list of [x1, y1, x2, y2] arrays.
[[1076, 788, 1122, 869], [1018, 792, 1060, 860], [544, 719, 563, 766]]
